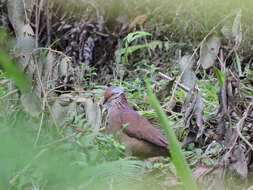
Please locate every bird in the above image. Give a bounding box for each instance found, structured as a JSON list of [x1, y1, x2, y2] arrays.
[[103, 86, 169, 158]]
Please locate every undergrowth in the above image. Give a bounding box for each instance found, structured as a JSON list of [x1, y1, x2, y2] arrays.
[[1, 0, 253, 189]]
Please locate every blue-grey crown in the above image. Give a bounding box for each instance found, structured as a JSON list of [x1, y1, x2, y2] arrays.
[[112, 87, 124, 94]]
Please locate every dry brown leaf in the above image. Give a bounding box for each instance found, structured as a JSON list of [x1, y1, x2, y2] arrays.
[[193, 166, 213, 180], [51, 99, 76, 126], [232, 10, 242, 48], [20, 92, 41, 117], [198, 36, 220, 70], [223, 145, 248, 179], [83, 99, 102, 130], [221, 24, 232, 39], [43, 51, 55, 87], [193, 166, 225, 190], [179, 55, 204, 145], [21, 24, 35, 37], [182, 88, 204, 145], [59, 56, 69, 77], [221, 10, 242, 48], [128, 14, 148, 30], [230, 145, 248, 178], [70, 96, 102, 130], [179, 55, 196, 89]]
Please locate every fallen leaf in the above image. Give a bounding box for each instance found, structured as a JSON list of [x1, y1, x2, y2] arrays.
[[198, 36, 221, 70], [83, 99, 102, 130], [20, 92, 41, 117], [51, 99, 76, 126], [232, 10, 242, 48], [223, 145, 248, 179], [21, 24, 35, 37], [128, 14, 148, 30], [179, 55, 196, 89]]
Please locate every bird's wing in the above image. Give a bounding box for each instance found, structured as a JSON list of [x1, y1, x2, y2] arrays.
[[120, 110, 168, 148]]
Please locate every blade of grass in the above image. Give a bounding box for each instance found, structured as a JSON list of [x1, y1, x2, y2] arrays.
[[0, 50, 31, 92], [146, 81, 198, 190], [213, 66, 225, 87], [43, 39, 60, 56], [0, 28, 30, 92], [235, 52, 243, 77]]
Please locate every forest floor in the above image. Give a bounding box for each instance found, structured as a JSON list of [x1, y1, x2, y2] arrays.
[[1, 0, 253, 189]]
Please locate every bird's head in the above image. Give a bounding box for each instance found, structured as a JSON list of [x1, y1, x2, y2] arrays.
[[103, 86, 124, 105]]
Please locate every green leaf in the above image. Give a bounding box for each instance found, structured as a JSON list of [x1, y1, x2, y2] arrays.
[[241, 88, 253, 96], [123, 31, 151, 44], [235, 52, 243, 77], [213, 66, 225, 87], [0, 50, 31, 92], [138, 110, 155, 117], [146, 81, 198, 190], [43, 39, 60, 55]]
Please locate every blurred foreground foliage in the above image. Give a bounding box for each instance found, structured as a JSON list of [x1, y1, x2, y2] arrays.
[[1, 0, 253, 189], [0, 28, 147, 190], [0, 102, 148, 190]]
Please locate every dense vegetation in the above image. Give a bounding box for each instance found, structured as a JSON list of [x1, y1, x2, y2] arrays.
[[1, 0, 253, 189]]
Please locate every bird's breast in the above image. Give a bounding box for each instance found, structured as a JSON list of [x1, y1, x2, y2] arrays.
[[106, 107, 124, 133]]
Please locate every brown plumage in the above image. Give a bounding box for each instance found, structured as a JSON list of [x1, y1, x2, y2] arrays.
[[103, 86, 169, 158]]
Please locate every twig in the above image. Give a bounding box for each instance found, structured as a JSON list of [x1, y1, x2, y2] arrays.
[[35, 0, 44, 48], [0, 79, 9, 85], [9, 148, 48, 184], [97, 127, 106, 132], [32, 47, 71, 62], [159, 72, 208, 103], [236, 102, 253, 151], [40, 133, 77, 148], [228, 101, 253, 154], [40, 126, 105, 149], [0, 89, 18, 99], [159, 72, 191, 92], [34, 107, 45, 145], [34, 56, 47, 145]]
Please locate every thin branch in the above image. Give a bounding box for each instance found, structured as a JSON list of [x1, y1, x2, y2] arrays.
[[40, 133, 77, 148], [159, 72, 191, 92], [159, 72, 208, 103], [32, 47, 71, 62], [236, 102, 253, 151], [228, 101, 253, 154], [34, 56, 46, 145], [0, 89, 18, 99], [9, 148, 48, 184]]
